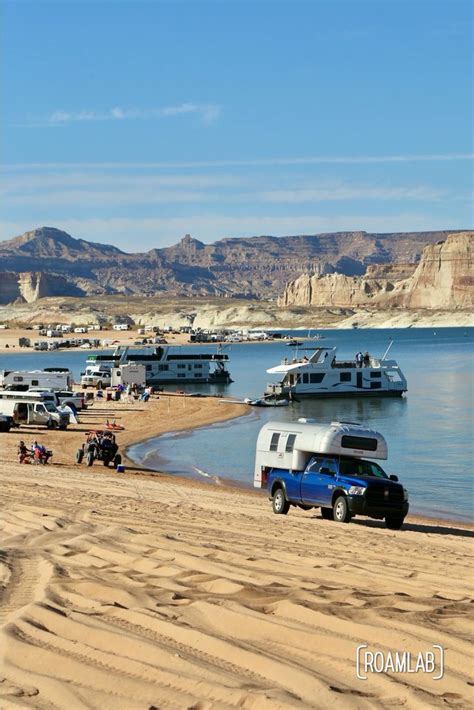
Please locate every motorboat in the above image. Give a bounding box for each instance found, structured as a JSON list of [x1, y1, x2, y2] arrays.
[[244, 397, 290, 407], [265, 343, 407, 398]]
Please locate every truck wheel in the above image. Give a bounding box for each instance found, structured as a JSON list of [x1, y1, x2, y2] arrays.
[[103, 459, 110, 467], [272, 488, 290, 515], [333, 496, 351, 523], [76, 448, 84, 464], [96, 381, 103, 390], [86, 451, 94, 466], [320, 507, 333, 520], [385, 515, 405, 530], [46, 419, 57, 429], [114, 454, 122, 467]]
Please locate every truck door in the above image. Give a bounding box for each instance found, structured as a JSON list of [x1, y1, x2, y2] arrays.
[[301, 456, 325, 504], [17, 403, 28, 423], [301, 456, 337, 505]]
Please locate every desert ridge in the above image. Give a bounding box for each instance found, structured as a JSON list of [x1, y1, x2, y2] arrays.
[[0, 396, 472, 708]]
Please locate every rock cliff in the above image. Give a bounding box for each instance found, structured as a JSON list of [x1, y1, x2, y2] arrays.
[[279, 232, 473, 310], [0, 226, 465, 302], [0, 271, 84, 304]]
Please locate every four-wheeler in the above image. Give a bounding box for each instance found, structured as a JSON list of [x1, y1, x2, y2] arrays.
[[76, 430, 122, 468]]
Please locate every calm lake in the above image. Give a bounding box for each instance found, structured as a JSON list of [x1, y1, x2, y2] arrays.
[[1, 327, 473, 521]]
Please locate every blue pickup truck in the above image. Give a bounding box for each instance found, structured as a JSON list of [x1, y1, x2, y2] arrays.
[[254, 419, 409, 529]]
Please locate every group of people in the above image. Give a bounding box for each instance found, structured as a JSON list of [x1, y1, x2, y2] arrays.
[[355, 351, 371, 368], [17, 440, 52, 465]]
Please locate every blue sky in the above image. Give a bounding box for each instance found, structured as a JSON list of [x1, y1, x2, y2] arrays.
[[1, 0, 472, 250]]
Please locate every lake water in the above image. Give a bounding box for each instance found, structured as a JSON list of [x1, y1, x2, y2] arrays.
[[1, 327, 473, 521]]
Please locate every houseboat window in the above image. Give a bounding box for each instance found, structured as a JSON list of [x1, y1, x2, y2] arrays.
[[195, 373, 203, 377], [146, 365, 152, 371], [270, 433, 280, 452], [340, 372, 351, 382], [285, 434, 296, 452], [158, 364, 169, 371], [32, 380, 39, 386], [302, 374, 309, 384], [194, 364, 203, 369], [370, 371, 382, 378], [370, 382, 382, 389], [178, 373, 186, 378], [14, 376, 23, 382], [177, 364, 186, 369], [341, 435, 378, 451], [310, 373, 325, 384]]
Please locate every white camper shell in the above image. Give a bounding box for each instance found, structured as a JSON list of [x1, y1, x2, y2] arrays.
[[254, 419, 388, 488]]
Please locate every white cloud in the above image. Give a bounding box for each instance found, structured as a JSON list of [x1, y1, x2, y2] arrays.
[[259, 185, 446, 203], [4, 153, 472, 170], [45, 103, 221, 126]]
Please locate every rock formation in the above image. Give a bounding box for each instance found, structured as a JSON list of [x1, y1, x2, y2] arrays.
[[0, 271, 84, 304], [279, 232, 473, 310], [0, 226, 466, 302]]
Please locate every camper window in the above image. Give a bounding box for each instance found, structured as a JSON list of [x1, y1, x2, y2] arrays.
[[285, 434, 296, 452], [270, 433, 280, 452], [341, 435, 377, 451]]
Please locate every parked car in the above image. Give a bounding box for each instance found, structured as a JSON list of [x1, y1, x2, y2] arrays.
[[0, 413, 13, 432]]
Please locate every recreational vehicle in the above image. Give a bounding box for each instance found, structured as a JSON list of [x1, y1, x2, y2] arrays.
[[254, 419, 409, 528], [0, 368, 72, 391]]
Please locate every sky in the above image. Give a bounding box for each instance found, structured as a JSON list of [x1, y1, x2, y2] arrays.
[[1, 0, 472, 251]]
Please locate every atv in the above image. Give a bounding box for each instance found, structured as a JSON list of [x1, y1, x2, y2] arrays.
[[76, 430, 122, 468]]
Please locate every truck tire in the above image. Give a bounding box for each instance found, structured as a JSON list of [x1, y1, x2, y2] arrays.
[[272, 488, 290, 515], [333, 496, 351, 523], [86, 451, 94, 466], [76, 448, 84, 464], [114, 454, 122, 467], [96, 381, 103, 390], [46, 419, 57, 429], [320, 507, 333, 520], [385, 515, 405, 530]]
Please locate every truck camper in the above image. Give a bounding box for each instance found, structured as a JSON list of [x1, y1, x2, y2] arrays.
[[254, 419, 408, 529]]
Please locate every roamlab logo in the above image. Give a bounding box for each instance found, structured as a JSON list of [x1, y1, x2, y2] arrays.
[[356, 645, 444, 680]]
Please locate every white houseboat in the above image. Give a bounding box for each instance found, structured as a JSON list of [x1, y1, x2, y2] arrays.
[[82, 345, 232, 387], [265, 344, 407, 398]]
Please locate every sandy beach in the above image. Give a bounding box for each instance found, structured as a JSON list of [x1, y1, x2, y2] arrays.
[[0, 396, 473, 708]]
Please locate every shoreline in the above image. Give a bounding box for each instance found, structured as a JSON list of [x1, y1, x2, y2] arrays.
[[125, 420, 474, 530]]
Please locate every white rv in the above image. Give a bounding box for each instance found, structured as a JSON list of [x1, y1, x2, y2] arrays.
[[111, 364, 146, 388], [0, 369, 72, 391]]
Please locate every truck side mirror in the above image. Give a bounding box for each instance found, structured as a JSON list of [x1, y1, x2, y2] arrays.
[[389, 474, 398, 482]]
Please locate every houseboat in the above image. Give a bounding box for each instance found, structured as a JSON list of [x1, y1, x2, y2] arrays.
[[82, 345, 232, 386], [265, 344, 407, 398]]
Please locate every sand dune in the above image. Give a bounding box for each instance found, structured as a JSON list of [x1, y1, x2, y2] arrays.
[[0, 397, 472, 708]]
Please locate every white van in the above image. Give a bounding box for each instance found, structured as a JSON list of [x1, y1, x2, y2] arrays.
[[0, 391, 69, 429]]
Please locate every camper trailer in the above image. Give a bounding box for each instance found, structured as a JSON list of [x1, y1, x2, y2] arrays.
[[0, 391, 70, 429], [0, 368, 72, 391], [111, 364, 146, 388], [254, 419, 408, 528]]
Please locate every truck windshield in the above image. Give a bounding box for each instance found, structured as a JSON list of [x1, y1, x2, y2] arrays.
[[44, 401, 57, 412], [339, 458, 387, 479]]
